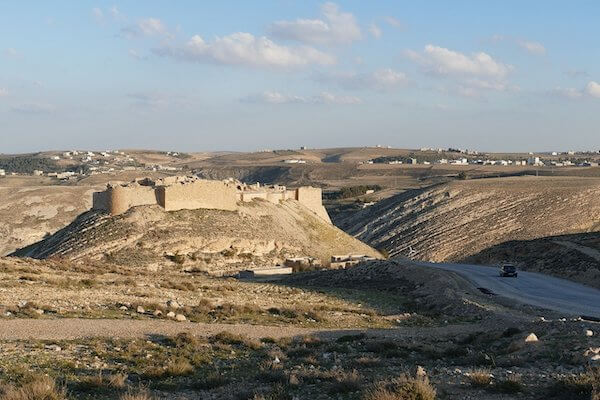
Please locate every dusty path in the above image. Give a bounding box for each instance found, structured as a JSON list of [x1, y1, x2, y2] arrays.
[[0, 318, 492, 341]]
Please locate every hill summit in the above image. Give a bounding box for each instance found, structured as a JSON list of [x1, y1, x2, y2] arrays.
[[13, 180, 380, 273]]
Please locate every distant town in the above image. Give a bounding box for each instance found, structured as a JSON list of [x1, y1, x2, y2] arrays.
[[1, 146, 600, 181]]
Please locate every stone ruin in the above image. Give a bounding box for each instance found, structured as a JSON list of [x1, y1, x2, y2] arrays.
[[92, 176, 331, 223]]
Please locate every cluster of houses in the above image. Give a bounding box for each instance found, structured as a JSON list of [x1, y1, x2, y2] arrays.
[[361, 153, 599, 168], [6, 150, 185, 180]]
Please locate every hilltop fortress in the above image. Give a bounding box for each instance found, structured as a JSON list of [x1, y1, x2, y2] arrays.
[[92, 176, 331, 223]]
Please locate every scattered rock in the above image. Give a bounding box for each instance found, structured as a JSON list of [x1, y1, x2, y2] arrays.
[[288, 373, 299, 386], [18, 301, 28, 308], [414, 365, 427, 378], [119, 306, 128, 311], [45, 344, 61, 352], [153, 310, 163, 317], [175, 314, 186, 322], [136, 306, 145, 314], [273, 356, 280, 364], [525, 333, 539, 342], [34, 309, 44, 315], [166, 311, 176, 318], [167, 300, 181, 309], [585, 329, 594, 337]]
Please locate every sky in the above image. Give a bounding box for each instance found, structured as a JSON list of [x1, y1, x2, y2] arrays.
[[1, 1, 600, 153]]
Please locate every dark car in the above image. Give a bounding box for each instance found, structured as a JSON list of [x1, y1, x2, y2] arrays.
[[499, 264, 518, 277]]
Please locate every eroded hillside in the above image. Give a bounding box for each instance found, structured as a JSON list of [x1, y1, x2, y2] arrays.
[[336, 176, 600, 263], [13, 199, 381, 273], [0, 184, 96, 256]]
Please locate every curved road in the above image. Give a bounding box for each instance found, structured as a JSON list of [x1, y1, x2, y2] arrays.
[[414, 261, 600, 318]]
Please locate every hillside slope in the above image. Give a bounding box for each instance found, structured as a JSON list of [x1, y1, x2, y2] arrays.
[[336, 176, 600, 262], [0, 184, 96, 256], [13, 199, 381, 274]]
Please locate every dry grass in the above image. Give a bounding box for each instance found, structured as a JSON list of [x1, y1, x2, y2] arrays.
[[493, 374, 523, 393], [143, 358, 194, 378], [0, 375, 66, 400], [548, 368, 600, 399], [328, 369, 362, 394], [211, 331, 263, 350], [467, 369, 492, 387], [119, 389, 154, 400], [363, 375, 436, 400]]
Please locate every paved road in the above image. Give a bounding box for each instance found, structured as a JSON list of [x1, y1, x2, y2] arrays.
[[415, 261, 600, 318]]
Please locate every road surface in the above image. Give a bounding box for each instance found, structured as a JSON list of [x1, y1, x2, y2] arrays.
[[415, 261, 600, 318]]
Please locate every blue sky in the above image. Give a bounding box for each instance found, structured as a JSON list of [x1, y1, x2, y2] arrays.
[[1, 1, 599, 153]]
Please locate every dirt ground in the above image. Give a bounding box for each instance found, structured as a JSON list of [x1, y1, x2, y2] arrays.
[[0, 259, 598, 399]]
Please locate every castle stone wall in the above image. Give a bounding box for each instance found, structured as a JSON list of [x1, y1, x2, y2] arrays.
[[92, 191, 109, 211], [92, 177, 331, 224], [296, 187, 331, 223], [108, 185, 157, 215], [160, 180, 237, 212]]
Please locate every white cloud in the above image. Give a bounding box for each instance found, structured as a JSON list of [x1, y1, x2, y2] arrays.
[[551, 87, 584, 99], [406, 45, 513, 79], [128, 49, 145, 60], [138, 18, 168, 36], [517, 40, 546, 55], [368, 24, 382, 39], [547, 82, 600, 100], [109, 6, 123, 20], [0, 88, 8, 97], [92, 7, 104, 20], [565, 69, 589, 78], [154, 32, 335, 68], [11, 103, 55, 114], [372, 68, 407, 86], [121, 17, 171, 38], [319, 91, 362, 104], [586, 81, 600, 98], [4, 48, 20, 58], [315, 68, 408, 91], [126, 92, 192, 110], [383, 16, 404, 29], [242, 91, 361, 105], [268, 2, 362, 45]]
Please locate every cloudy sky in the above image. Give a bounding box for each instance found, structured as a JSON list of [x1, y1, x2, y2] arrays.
[[1, 1, 599, 153]]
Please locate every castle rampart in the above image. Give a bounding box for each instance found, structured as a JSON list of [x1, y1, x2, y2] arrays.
[[92, 176, 331, 223]]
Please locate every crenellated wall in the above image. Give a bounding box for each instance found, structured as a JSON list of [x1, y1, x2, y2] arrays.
[[92, 177, 331, 223]]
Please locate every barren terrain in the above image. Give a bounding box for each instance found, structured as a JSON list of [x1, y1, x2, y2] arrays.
[[336, 176, 600, 284], [0, 258, 599, 399], [13, 200, 380, 273]]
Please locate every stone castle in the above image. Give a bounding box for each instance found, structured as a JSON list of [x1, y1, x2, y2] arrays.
[[92, 176, 331, 223]]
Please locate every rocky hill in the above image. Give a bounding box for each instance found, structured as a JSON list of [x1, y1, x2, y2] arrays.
[[13, 199, 381, 274], [336, 176, 600, 263], [0, 182, 97, 256]]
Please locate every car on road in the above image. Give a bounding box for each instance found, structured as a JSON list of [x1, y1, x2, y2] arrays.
[[499, 264, 518, 277]]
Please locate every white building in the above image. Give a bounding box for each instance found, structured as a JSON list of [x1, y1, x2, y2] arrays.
[[0, 169, 5, 176]]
